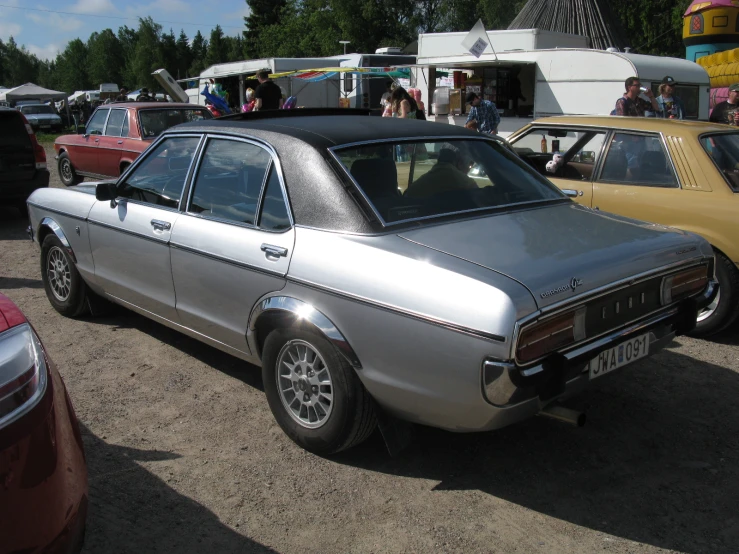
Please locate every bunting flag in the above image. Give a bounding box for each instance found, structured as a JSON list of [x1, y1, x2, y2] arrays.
[[249, 67, 411, 82]]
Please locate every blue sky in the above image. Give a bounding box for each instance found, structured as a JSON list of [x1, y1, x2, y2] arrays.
[[0, 0, 251, 61]]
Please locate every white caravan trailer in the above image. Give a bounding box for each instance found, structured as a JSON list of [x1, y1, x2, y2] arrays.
[[188, 58, 342, 109], [414, 28, 710, 137]]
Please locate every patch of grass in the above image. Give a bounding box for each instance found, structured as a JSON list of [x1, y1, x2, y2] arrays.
[[35, 131, 65, 145]]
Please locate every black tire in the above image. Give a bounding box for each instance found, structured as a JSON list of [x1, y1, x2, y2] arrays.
[[691, 251, 739, 337], [262, 328, 376, 455], [58, 152, 82, 186], [40, 234, 89, 317]]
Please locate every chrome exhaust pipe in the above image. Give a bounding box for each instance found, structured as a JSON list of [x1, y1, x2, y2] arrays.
[[539, 404, 586, 427]]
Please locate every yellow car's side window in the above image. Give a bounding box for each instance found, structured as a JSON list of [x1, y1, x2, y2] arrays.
[[599, 133, 678, 188]]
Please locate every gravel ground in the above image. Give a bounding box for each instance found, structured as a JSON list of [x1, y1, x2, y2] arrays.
[[1, 146, 738, 553]]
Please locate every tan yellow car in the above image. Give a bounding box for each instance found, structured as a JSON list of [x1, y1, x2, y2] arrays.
[[509, 116, 739, 336]]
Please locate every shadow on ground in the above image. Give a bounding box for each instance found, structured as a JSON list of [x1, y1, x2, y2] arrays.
[[336, 348, 739, 554], [80, 424, 276, 553]]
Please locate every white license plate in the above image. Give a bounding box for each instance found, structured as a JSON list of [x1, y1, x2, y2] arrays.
[[589, 333, 649, 379]]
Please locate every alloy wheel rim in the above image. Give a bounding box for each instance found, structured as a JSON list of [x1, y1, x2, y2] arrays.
[[276, 339, 333, 429], [60, 159, 72, 182], [47, 246, 71, 302], [697, 288, 720, 323]]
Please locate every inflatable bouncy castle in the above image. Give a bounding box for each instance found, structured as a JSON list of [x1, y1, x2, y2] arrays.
[[684, 0, 739, 62]]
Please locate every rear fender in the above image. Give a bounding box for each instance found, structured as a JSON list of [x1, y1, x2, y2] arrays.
[[247, 296, 361, 369]]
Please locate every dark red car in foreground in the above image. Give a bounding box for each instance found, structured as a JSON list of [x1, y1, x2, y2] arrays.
[[0, 293, 87, 552], [54, 102, 211, 186]]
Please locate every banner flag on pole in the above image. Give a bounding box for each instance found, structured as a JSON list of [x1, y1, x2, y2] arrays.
[[461, 19, 497, 60]]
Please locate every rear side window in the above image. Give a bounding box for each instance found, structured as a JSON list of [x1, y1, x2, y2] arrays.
[[86, 109, 108, 135], [0, 111, 31, 148], [598, 133, 678, 187], [188, 139, 271, 225], [105, 109, 126, 137], [258, 168, 291, 231], [700, 132, 739, 191]]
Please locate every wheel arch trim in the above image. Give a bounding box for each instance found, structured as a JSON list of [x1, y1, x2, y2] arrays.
[[38, 217, 77, 263], [247, 296, 362, 369]]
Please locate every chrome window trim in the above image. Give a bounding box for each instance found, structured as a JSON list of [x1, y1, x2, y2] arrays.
[[511, 258, 713, 364], [183, 134, 294, 229], [329, 137, 567, 227], [169, 242, 285, 277], [287, 274, 506, 343]]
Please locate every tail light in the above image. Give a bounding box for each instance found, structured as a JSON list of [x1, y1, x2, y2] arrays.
[[661, 265, 709, 305], [516, 307, 587, 364], [0, 324, 48, 429], [18, 112, 47, 170]]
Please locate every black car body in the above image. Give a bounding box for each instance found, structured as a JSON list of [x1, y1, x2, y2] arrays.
[[0, 107, 49, 213]]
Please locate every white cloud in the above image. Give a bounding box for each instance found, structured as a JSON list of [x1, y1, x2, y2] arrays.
[[69, 0, 117, 15], [26, 12, 84, 33], [0, 21, 22, 40], [28, 43, 62, 61]]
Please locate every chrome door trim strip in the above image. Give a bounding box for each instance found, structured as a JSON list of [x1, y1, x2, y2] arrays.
[[169, 242, 287, 278], [26, 202, 87, 222], [87, 218, 170, 245], [286, 275, 507, 343]]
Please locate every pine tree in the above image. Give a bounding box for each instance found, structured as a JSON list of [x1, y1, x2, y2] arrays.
[[243, 0, 288, 58]]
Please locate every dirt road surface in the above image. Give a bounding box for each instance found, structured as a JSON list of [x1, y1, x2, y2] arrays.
[[0, 146, 738, 553]]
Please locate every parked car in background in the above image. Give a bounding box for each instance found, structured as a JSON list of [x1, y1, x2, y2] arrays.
[[17, 103, 63, 133], [54, 102, 212, 186], [509, 116, 739, 336], [0, 106, 49, 215], [0, 293, 88, 552], [27, 110, 716, 455]]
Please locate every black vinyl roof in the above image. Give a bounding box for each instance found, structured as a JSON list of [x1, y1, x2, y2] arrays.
[[164, 113, 496, 234], [175, 114, 479, 149]]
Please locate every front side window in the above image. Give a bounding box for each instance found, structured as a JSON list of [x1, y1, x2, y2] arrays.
[[138, 108, 212, 139], [86, 109, 109, 135], [118, 136, 201, 208], [700, 132, 739, 191], [511, 128, 607, 181], [188, 139, 271, 224], [335, 139, 564, 224], [104, 109, 126, 137], [598, 133, 678, 187]]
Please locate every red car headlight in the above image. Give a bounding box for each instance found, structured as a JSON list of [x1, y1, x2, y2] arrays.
[[516, 307, 587, 364], [0, 323, 48, 429]]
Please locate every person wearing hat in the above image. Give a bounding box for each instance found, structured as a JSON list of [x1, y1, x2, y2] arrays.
[[655, 76, 685, 119], [710, 83, 739, 126], [136, 88, 152, 102], [115, 88, 128, 102], [465, 92, 500, 135]]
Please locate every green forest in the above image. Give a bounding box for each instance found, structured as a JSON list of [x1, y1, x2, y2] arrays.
[[0, 0, 692, 93]]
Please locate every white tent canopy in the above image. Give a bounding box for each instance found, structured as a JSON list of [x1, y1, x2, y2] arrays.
[[0, 82, 67, 103]]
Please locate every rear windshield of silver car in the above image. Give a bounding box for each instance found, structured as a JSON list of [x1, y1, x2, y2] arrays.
[[700, 132, 739, 191], [139, 108, 212, 139], [333, 139, 566, 225]]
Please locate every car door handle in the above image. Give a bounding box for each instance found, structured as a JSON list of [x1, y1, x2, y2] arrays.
[[261, 244, 288, 258], [561, 189, 583, 198], [117, 140, 123, 144], [150, 219, 171, 231]]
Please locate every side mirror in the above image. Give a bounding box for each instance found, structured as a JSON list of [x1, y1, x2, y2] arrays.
[[95, 182, 118, 207]]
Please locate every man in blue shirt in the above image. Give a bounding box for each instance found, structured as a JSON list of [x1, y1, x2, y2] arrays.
[[465, 92, 500, 135]]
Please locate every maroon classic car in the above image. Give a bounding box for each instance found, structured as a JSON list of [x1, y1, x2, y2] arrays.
[[54, 102, 211, 186], [0, 293, 88, 552]]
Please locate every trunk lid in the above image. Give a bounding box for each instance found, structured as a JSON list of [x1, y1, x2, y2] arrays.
[[397, 203, 704, 308]]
